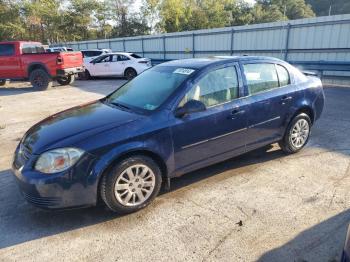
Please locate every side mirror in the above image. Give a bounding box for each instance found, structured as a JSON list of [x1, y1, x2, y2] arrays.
[[174, 100, 206, 118]]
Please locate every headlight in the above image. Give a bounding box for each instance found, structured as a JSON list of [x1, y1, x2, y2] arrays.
[[35, 148, 85, 174]]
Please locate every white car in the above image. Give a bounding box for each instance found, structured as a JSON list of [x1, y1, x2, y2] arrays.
[[81, 49, 112, 63], [46, 47, 74, 52], [84, 52, 152, 79]]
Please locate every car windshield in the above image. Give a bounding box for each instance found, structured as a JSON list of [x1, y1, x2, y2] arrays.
[[107, 66, 195, 111]]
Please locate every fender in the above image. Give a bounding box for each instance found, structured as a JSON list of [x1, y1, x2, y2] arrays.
[[27, 62, 51, 78], [86, 139, 173, 201]]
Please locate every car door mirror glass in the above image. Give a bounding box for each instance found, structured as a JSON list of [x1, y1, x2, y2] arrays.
[[175, 99, 206, 118]]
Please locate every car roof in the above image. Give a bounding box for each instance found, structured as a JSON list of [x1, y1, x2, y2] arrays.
[[160, 56, 284, 69], [81, 49, 110, 52], [102, 52, 135, 56]]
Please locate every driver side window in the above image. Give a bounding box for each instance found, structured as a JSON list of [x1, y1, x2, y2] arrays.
[[179, 66, 239, 108]]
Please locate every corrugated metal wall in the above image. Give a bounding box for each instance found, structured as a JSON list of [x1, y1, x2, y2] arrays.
[[56, 14, 350, 75]]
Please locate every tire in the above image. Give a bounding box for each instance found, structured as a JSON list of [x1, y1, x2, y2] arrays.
[[57, 75, 75, 86], [0, 80, 9, 86], [100, 155, 162, 213], [83, 70, 92, 80], [124, 68, 137, 80], [29, 69, 53, 90], [279, 113, 312, 154]]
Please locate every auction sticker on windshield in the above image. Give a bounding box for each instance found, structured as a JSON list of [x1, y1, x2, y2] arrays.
[[173, 68, 195, 75]]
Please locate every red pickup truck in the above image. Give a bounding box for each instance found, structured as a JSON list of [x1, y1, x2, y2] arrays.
[[0, 41, 83, 90]]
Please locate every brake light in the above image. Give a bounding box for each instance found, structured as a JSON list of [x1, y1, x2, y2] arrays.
[[57, 55, 63, 65]]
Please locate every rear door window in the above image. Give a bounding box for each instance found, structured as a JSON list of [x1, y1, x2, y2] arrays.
[[0, 44, 15, 56], [243, 63, 279, 95], [118, 55, 130, 61]]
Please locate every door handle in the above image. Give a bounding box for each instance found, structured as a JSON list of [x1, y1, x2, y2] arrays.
[[231, 109, 245, 115], [281, 96, 292, 104], [228, 108, 245, 119]]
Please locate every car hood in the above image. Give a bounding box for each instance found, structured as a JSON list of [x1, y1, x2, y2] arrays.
[[22, 100, 141, 154]]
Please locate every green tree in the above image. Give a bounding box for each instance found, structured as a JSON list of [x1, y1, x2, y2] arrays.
[[257, 0, 315, 20], [0, 1, 26, 41], [306, 0, 350, 16]]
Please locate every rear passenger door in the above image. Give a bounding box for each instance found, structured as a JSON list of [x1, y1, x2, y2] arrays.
[[241, 62, 297, 151], [109, 55, 129, 76]]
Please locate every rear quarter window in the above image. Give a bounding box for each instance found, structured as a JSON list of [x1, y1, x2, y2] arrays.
[[0, 44, 15, 56], [276, 64, 290, 86]]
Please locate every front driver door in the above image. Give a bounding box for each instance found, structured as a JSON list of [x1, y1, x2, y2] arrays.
[[91, 55, 111, 76], [171, 64, 248, 175]]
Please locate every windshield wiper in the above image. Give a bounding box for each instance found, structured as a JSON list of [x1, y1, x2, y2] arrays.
[[109, 101, 131, 111]]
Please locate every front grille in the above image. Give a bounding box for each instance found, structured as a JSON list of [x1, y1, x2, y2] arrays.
[[22, 192, 61, 208]]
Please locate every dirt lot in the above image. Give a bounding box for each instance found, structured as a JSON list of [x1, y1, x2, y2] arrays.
[[0, 80, 349, 262]]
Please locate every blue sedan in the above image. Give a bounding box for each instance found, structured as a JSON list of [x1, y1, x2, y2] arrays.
[[12, 56, 325, 213]]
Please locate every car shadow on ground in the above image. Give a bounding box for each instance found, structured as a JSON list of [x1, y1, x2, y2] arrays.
[[0, 145, 283, 249], [257, 209, 350, 262]]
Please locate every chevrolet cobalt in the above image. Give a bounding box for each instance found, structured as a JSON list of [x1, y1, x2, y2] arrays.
[[12, 56, 325, 213]]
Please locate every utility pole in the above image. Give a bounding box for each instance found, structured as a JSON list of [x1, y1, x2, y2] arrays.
[[329, 0, 333, 16]]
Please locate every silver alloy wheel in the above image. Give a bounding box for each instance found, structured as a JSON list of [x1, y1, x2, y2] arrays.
[[290, 119, 310, 148], [114, 164, 156, 207]]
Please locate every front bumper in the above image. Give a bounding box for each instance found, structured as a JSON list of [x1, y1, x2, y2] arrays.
[[12, 147, 99, 210], [56, 67, 84, 77]]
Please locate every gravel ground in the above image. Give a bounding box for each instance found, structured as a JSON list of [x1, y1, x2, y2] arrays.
[[0, 80, 349, 262]]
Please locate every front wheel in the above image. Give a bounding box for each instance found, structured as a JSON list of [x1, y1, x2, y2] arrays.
[[57, 75, 75, 86], [0, 80, 9, 86], [100, 155, 162, 213], [279, 113, 311, 154]]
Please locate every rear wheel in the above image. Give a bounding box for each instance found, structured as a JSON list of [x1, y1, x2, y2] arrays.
[[124, 68, 137, 80], [57, 75, 75, 86], [100, 155, 162, 213], [279, 113, 311, 154], [0, 80, 9, 86], [29, 69, 53, 90]]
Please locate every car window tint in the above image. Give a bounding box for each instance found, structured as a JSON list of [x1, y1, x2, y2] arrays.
[[0, 44, 15, 56], [130, 53, 142, 58], [276, 64, 290, 86], [22, 44, 45, 54], [93, 55, 110, 63], [180, 66, 239, 108], [243, 63, 279, 95], [111, 55, 118, 62], [118, 55, 130, 61]]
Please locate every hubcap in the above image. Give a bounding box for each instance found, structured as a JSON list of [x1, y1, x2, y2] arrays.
[[114, 164, 155, 207], [290, 119, 309, 148]]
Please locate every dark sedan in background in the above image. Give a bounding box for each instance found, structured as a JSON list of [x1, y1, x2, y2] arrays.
[[12, 56, 324, 213]]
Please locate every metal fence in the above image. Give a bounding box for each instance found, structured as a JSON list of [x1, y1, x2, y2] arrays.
[[55, 14, 350, 77]]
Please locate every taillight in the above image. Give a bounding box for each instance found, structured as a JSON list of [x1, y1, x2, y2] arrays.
[[138, 61, 148, 64], [57, 55, 63, 65]]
